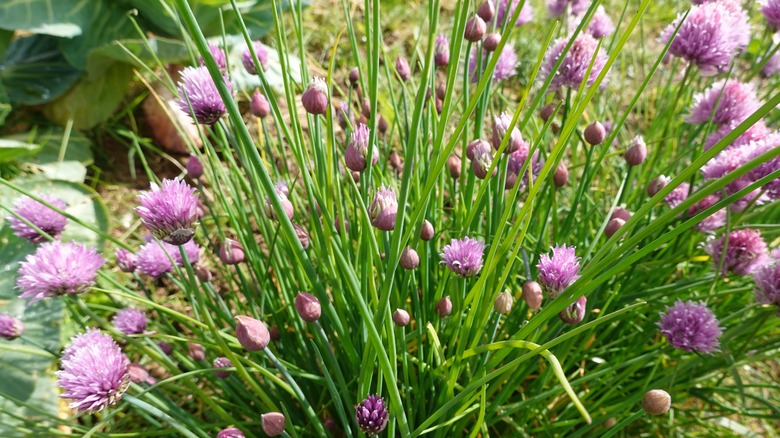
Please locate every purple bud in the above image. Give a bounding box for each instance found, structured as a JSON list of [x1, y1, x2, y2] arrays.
[[269, 325, 281, 341], [553, 161, 569, 187], [302, 77, 329, 115], [127, 363, 155, 385], [420, 220, 435, 241], [294, 223, 310, 249], [471, 141, 496, 179], [349, 67, 360, 85], [400, 247, 420, 270], [355, 394, 389, 434], [219, 238, 245, 265], [483, 33, 501, 52], [188, 343, 205, 361], [642, 389, 671, 415], [435, 34, 450, 67], [389, 151, 403, 173], [242, 41, 269, 75], [214, 357, 233, 378], [0, 313, 24, 340], [477, 0, 495, 21], [265, 194, 295, 221], [395, 56, 411, 81], [447, 155, 462, 179], [295, 292, 322, 322], [624, 135, 647, 166], [464, 16, 487, 42], [392, 309, 411, 327], [610, 207, 631, 222], [559, 296, 587, 325], [494, 291, 513, 315], [540, 103, 556, 122], [436, 83, 447, 100], [522, 281, 543, 311], [492, 112, 526, 154], [158, 341, 173, 355], [261, 412, 286, 436], [217, 427, 245, 438], [368, 186, 398, 231], [235, 316, 270, 351], [436, 296, 453, 318], [345, 124, 378, 172], [186, 155, 204, 179], [584, 121, 606, 145], [250, 90, 270, 118], [647, 175, 670, 197], [604, 218, 626, 238], [378, 115, 389, 134]]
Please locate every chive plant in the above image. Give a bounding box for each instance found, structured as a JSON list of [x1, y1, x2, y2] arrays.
[[1, 0, 779, 437]]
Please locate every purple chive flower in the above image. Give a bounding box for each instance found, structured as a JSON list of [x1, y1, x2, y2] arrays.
[[176, 66, 232, 125], [541, 34, 609, 90], [706, 229, 769, 276], [115, 249, 137, 273], [663, 182, 690, 209], [199, 44, 227, 70], [744, 133, 780, 200], [491, 112, 528, 153], [0, 313, 24, 340], [440, 237, 486, 277], [547, 0, 590, 17], [537, 244, 581, 299], [700, 137, 777, 207], [703, 120, 770, 151], [8, 195, 67, 243], [16, 241, 105, 303], [112, 308, 148, 335], [687, 194, 726, 234], [506, 149, 542, 190], [136, 179, 199, 245], [762, 0, 780, 31], [687, 80, 760, 126], [658, 300, 722, 354], [217, 427, 245, 438], [368, 186, 398, 231], [659, 1, 750, 76], [434, 34, 450, 67], [753, 260, 780, 308], [469, 45, 518, 83], [355, 394, 389, 434], [214, 357, 233, 378], [57, 329, 130, 413], [495, 0, 534, 27], [242, 41, 270, 75], [761, 53, 780, 78], [136, 240, 200, 278], [345, 123, 379, 172], [586, 6, 616, 39]]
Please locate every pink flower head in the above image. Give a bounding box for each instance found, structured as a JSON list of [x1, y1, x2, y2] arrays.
[[7, 195, 67, 243], [469, 45, 518, 83], [536, 244, 581, 298], [176, 66, 232, 125], [440, 237, 486, 277], [136, 179, 199, 245], [434, 34, 450, 67], [506, 149, 542, 190], [744, 133, 780, 199], [547, 0, 589, 17], [706, 228, 769, 276], [17, 241, 105, 303], [659, 1, 750, 76], [112, 308, 148, 335], [703, 120, 770, 151], [586, 6, 616, 39], [762, 0, 780, 31], [761, 53, 780, 78], [687, 194, 726, 234], [355, 394, 389, 434], [664, 182, 690, 209], [242, 41, 270, 75], [495, 0, 534, 27], [368, 186, 398, 231], [136, 240, 200, 279], [687, 80, 760, 126], [199, 44, 227, 70], [57, 329, 130, 413], [541, 33, 609, 90], [658, 300, 722, 354], [753, 260, 780, 307]]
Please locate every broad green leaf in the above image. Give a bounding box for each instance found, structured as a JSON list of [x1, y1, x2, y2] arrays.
[[130, 0, 181, 36], [57, 0, 138, 69], [0, 0, 89, 37], [0, 35, 82, 105], [87, 37, 189, 76], [0, 140, 40, 164], [18, 128, 94, 167]]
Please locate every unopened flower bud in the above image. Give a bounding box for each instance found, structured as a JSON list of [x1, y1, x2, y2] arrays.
[[477, 0, 495, 21], [436, 83, 446, 100], [610, 207, 631, 222], [584, 121, 606, 145], [115, 249, 137, 273], [0, 313, 24, 340], [642, 389, 671, 415], [647, 175, 670, 197], [604, 218, 626, 238], [378, 115, 389, 134], [483, 33, 501, 52], [294, 223, 309, 249], [624, 135, 647, 166], [395, 56, 411, 81], [250, 90, 270, 118], [436, 296, 453, 318], [219, 238, 245, 265], [261, 412, 286, 436], [158, 341, 173, 355], [302, 77, 329, 115], [368, 187, 398, 231], [435, 35, 450, 67], [214, 357, 233, 378], [295, 292, 322, 322], [553, 161, 569, 187], [392, 309, 411, 327], [400, 247, 420, 270], [235, 315, 270, 351], [494, 291, 513, 315], [217, 427, 244, 438], [187, 155, 203, 179], [269, 325, 281, 341], [559, 296, 587, 325], [188, 343, 205, 361], [447, 155, 462, 179], [464, 16, 487, 42], [128, 363, 155, 385], [420, 220, 435, 241], [195, 265, 212, 282], [522, 281, 543, 311], [471, 142, 496, 179], [389, 151, 403, 173], [349, 67, 360, 85], [540, 103, 556, 122]]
